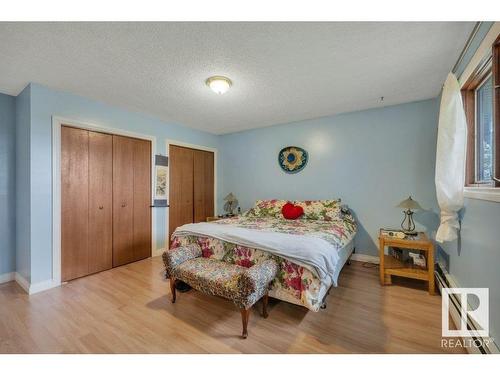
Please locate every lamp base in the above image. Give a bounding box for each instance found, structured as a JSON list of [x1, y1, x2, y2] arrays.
[[401, 209, 417, 236]]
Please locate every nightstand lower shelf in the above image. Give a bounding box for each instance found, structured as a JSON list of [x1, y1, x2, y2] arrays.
[[383, 255, 428, 281]]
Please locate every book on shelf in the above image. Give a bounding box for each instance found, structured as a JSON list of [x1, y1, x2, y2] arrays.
[[388, 247, 427, 269]]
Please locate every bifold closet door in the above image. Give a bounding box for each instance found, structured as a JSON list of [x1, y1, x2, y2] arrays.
[[62, 127, 113, 281], [193, 149, 214, 223], [113, 136, 135, 267], [169, 145, 194, 242], [88, 131, 113, 274], [113, 135, 152, 266], [61, 126, 90, 282], [62, 128, 150, 279], [132, 138, 152, 261]]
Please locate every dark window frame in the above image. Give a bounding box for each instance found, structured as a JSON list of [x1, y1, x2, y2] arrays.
[[461, 34, 500, 188]]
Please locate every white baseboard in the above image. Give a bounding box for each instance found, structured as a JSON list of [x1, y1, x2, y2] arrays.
[[0, 272, 15, 284], [29, 279, 61, 294], [15, 272, 30, 293], [11, 248, 166, 294], [351, 253, 379, 264], [14, 273, 60, 295]]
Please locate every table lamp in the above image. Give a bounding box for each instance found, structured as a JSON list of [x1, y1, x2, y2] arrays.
[[223, 192, 239, 216], [397, 196, 422, 236]]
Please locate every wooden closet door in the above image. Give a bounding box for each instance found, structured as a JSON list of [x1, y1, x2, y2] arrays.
[[61, 126, 89, 281], [113, 135, 135, 267], [88, 131, 113, 274], [169, 145, 194, 243], [132, 138, 152, 261], [193, 149, 214, 223]]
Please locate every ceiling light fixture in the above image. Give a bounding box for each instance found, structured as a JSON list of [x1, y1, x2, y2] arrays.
[[206, 76, 232, 95]]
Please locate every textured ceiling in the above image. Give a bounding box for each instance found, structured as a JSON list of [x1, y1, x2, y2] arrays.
[[0, 22, 474, 134]]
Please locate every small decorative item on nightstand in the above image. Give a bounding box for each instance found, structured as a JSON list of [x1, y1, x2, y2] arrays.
[[380, 228, 406, 239], [379, 229, 435, 295]]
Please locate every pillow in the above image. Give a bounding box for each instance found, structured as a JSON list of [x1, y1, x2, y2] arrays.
[[281, 202, 304, 220], [294, 199, 342, 221], [244, 199, 288, 218]]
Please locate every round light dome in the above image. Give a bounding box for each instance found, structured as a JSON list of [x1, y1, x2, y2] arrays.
[[206, 76, 232, 95]]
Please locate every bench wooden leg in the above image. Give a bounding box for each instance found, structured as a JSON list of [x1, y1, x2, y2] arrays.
[[262, 293, 269, 318], [170, 277, 176, 303], [240, 308, 250, 339]]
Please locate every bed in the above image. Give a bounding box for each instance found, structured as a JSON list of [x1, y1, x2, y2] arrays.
[[170, 199, 357, 311]]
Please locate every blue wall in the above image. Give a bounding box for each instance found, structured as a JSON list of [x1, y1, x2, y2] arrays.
[[0, 93, 16, 276], [438, 21, 500, 344], [15, 85, 32, 282], [439, 199, 500, 344], [221, 98, 440, 256], [25, 83, 221, 284]]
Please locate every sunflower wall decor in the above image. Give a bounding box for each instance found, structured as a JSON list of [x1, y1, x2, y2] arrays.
[[278, 146, 308, 174]]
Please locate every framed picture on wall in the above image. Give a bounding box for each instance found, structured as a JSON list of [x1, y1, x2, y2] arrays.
[[154, 155, 168, 206]]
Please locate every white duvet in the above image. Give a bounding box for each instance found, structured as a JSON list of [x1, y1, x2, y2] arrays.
[[174, 222, 340, 285]]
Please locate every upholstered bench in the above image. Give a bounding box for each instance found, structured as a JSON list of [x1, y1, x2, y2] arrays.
[[163, 243, 278, 338]]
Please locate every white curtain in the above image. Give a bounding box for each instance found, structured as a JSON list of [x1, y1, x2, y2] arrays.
[[435, 73, 467, 243]]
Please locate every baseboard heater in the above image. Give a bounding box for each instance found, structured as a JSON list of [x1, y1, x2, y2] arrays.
[[435, 264, 499, 354]]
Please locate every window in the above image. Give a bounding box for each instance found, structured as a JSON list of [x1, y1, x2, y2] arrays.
[[462, 34, 500, 188], [475, 75, 493, 182]]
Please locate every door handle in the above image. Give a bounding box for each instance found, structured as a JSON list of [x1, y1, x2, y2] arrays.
[[99, 205, 104, 210]]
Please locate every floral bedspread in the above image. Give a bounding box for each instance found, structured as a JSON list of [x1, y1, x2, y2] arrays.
[[170, 215, 356, 311]]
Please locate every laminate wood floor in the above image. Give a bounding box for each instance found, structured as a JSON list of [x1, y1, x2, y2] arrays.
[[0, 257, 465, 353]]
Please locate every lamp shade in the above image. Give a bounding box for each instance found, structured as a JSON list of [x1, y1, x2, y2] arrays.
[[224, 192, 237, 202], [397, 196, 422, 210]]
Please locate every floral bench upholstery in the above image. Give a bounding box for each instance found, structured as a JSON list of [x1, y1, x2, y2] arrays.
[[163, 243, 278, 338]]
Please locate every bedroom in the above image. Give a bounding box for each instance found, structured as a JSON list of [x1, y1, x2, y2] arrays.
[[0, 1, 499, 372]]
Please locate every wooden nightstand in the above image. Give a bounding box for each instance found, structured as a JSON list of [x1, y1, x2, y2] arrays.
[[207, 215, 239, 222], [378, 230, 435, 295]]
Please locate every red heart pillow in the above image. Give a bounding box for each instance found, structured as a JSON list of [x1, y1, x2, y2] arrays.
[[282, 202, 304, 220]]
